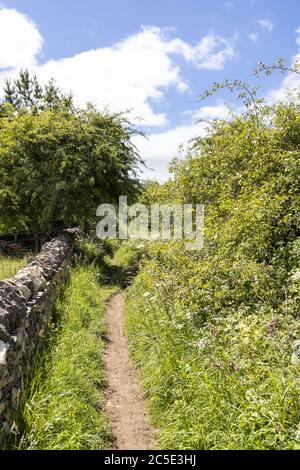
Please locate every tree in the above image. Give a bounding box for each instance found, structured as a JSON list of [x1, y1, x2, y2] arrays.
[[3, 69, 73, 112], [0, 72, 142, 250]]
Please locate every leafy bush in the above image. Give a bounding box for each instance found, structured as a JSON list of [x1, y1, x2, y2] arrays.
[[113, 242, 147, 270], [112, 242, 149, 287], [125, 98, 300, 449], [79, 239, 107, 266], [0, 71, 141, 249]]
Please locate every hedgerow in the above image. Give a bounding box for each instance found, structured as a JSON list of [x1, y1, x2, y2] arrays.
[[126, 97, 300, 449]]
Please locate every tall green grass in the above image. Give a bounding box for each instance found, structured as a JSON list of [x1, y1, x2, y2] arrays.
[[126, 264, 300, 450], [16, 264, 117, 450], [0, 254, 28, 280]]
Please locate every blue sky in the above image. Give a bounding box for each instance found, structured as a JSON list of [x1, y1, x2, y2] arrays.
[[0, 0, 300, 179]]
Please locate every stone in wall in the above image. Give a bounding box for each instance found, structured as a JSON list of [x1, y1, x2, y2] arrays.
[[0, 228, 81, 446]]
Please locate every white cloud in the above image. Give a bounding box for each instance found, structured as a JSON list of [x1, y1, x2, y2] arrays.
[[256, 18, 274, 32], [134, 103, 234, 180], [176, 80, 190, 93], [32, 27, 236, 127], [133, 122, 208, 180], [192, 103, 233, 120], [33, 26, 181, 127], [0, 8, 237, 126], [167, 33, 237, 70], [0, 7, 239, 178], [267, 64, 300, 102], [267, 28, 300, 102], [248, 32, 259, 43], [0, 7, 43, 70]]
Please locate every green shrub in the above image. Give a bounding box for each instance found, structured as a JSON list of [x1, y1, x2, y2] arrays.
[[125, 100, 300, 450], [126, 261, 300, 450], [113, 242, 146, 270]]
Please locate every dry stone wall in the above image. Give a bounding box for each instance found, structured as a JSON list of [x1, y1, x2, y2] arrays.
[[0, 229, 81, 445]]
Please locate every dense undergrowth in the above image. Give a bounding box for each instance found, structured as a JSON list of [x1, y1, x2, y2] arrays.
[[15, 248, 117, 450], [125, 99, 300, 449]]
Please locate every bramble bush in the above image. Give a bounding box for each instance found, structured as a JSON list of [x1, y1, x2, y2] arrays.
[[126, 95, 300, 449]]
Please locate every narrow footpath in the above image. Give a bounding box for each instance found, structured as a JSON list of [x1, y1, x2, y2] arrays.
[[103, 291, 155, 450]]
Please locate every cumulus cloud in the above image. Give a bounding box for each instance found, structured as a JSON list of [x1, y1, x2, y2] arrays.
[[33, 26, 182, 127], [0, 7, 237, 126], [0, 6, 239, 178], [256, 18, 274, 32], [133, 122, 208, 180], [29, 27, 237, 124], [167, 33, 237, 70], [0, 6, 43, 70], [133, 103, 234, 181]]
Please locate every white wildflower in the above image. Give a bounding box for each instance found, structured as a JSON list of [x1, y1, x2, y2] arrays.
[[197, 338, 206, 351]]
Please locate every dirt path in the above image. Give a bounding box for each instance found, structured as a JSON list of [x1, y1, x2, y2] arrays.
[[103, 291, 155, 450]]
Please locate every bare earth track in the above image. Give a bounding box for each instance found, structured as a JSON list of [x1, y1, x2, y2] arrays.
[[103, 292, 155, 450]]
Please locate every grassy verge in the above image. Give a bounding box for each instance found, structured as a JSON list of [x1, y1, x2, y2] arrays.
[[16, 263, 117, 450], [0, 254, 28, 280], [125, 260, 300, 450]]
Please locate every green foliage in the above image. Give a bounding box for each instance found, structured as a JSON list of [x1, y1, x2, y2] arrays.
[[199, 59, 300, 121], [113, 242, 146, 270], [125, 97, 300, 449], [17, 264, 117, 450], [126, 264, 300, 450], [110, 241, 148, 288], [0, 71, 141, 247], [3, 69, 73, 112], [79, 239, 108, 266]]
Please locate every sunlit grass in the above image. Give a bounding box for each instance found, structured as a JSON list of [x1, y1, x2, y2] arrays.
[[16, 264, 117, 450], [0, 254, 28, 280], [125, 265, 300, 450]]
